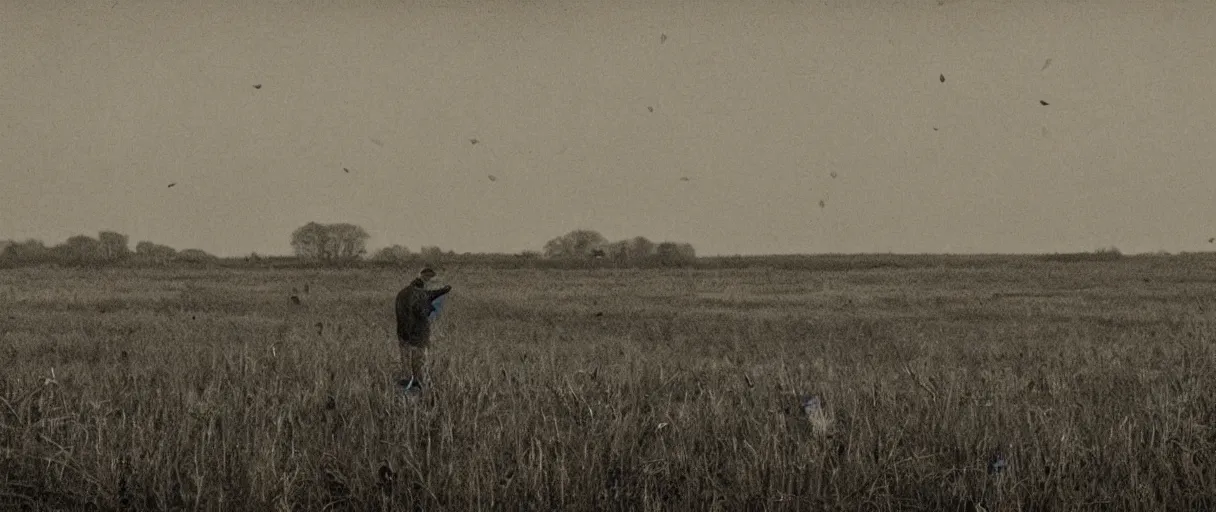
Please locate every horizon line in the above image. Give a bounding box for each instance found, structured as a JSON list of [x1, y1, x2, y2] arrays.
[[2, 236, 1207, 259]]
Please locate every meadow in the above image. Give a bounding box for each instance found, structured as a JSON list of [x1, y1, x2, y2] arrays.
[[2, 256, 1215, 511]]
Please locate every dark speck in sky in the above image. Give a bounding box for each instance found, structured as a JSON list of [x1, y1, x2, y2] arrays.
[[343, 168, 350, 173], [939, 74, 945, 83], [470, 138, 479, 145], [818, 200, 826, 208], [167, 183, 176, 188], [830, 171, 837, 178], [253, 84, 261, 89], [647, 106, 654, 112], [660, 34, 667, 43], [1040, 100, 1049, 106], [488, 175, 497, 181]]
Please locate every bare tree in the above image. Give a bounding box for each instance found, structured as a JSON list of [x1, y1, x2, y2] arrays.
[[291, 222, 331, 261], [292, 222, 370, 263], [374, 245, 411, 263], [626, 236, 657, 261], [419, 245, 445, 265], [97, 231, 130, 261], [177, 249, 216, 263], [135, 241, 177, 264], [598, 236, 658, 264], [654, 241, 697, 266], [1, 239, 49, 264], [603, 240, 630, 262], [679, 242, 696, 261], [329, 223, 370, 261], [543, 229, 608, 259], [55, 235, 102, 264]]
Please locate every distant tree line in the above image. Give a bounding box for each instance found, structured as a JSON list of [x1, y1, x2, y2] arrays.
[[289, 222, 371, 263], [370, 245, 455, 265], [0, 231, 217, 267], [287, 221, 467, 267], [1, 224, 1151, 272], [0, 223, 699, 269], [540, 229, 697, 267]]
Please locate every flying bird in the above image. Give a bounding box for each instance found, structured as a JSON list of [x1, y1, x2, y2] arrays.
[[167, 183, 176, 188], [647, 106, 654, 112], [488, 175, 497, 181], [818, 200, 826, 208], [679, 177, 690, 181], [253, 84, 261, 89], [1041, 58, 1052, 71], [660, 33, 667, 43], [469, 138, 479, 145], [933, 127, 939, 131], [343, 168, 350, 173], [369, 138, 384, 147], [1040, 100, 1049, 106], [1209, 237, 1214, 243], [830, 171, 837, 179], [939, 74, 945, 83]]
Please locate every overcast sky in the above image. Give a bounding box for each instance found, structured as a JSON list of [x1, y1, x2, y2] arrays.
[[2, 0, 1212, 257]]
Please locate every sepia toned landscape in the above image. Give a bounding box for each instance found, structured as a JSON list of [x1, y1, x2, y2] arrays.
[[3, 252, 1215, 510], [4, 0, 1216, 509]]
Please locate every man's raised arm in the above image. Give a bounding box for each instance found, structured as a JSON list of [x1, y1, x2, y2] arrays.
[[427, 285, 452, 301]]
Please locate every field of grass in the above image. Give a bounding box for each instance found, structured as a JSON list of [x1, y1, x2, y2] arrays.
[[3, 257, 1216, 510]]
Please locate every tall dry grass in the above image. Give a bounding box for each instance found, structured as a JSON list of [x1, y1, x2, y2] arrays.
[[2, 261, 1215, 510]]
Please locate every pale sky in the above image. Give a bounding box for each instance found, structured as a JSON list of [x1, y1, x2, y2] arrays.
[[2, 0, 1213, 257]]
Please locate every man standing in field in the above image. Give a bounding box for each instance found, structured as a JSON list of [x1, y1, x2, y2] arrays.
[[395, 267, 452, 392]]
